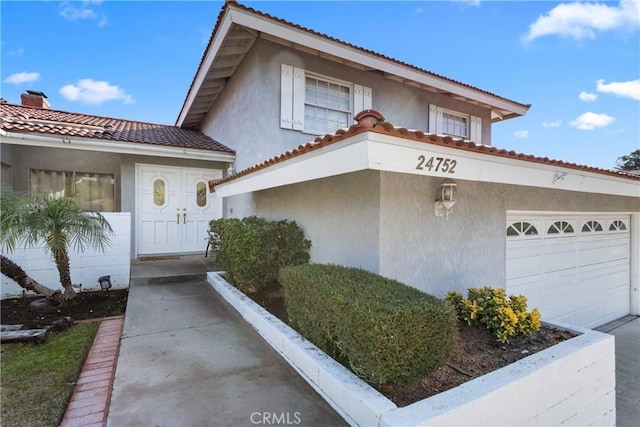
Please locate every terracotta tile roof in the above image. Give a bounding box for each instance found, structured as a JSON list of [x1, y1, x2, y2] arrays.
[[181, 1, 529, 126], [211, 109, 640, 191], [1, 103, 233, 153]]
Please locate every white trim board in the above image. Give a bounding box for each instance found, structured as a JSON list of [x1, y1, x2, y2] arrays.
[[0, 130, 235, 162], [214, 131, 640, 198]]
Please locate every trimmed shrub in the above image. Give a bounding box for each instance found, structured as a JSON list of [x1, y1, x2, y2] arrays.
[[445, 286, 541, 343], [209, 216, 311, 293], [280, 264, 457, 386]]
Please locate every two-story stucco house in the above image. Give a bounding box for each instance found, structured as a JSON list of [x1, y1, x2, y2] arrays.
[[1, 1, 639, 329]]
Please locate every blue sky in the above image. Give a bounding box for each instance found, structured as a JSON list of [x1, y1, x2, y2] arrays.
[[2, 0, 638, 170]]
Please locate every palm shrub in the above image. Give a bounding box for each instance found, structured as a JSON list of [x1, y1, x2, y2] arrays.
[[0, 191, 113, 300], [445, 286, 541, 343]]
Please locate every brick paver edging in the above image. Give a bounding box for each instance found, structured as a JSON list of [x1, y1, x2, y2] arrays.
[[60, 316, 124, 427]]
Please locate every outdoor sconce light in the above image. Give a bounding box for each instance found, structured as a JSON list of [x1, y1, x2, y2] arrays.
[[434, 179, 458, 219], [227, 163, 235, 176], [98, 275, 112, 290]]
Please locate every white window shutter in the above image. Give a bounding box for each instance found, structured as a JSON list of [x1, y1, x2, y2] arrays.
[[470, 115, 482, 144], [363, 86, 372, 110], [353, 84, 364, 119], [353, 85, 373, 120], [292, 67, 305, 131], [280, 64, 293, 129], [428, 105, 437, 133]]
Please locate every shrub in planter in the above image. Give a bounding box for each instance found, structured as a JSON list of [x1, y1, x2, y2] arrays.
[[445, 286, 541, 343], [208, 216, 311, 293], [280, 264, 457, 386]]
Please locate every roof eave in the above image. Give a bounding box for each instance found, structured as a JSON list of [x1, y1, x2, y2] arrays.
[[0, 129, 236, 162], [178, 3, 530, 129], [212, 129, 639, 198]]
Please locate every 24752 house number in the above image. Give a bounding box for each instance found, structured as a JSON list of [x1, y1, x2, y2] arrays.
[[415, 155, 457, 174]]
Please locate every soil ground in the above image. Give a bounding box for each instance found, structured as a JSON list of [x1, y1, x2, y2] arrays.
[[250, 282, 574, 407], [1, 289, 128, 326]]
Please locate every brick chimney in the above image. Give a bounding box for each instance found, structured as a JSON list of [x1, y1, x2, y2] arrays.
[[21, 90, 50, 109]]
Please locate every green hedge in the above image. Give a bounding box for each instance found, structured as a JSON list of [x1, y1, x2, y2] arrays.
[[208, 216, 311, 292], [280, 264, 457, 386]]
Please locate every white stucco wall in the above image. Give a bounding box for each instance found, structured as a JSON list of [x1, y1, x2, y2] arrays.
[[253, 170, 381, 273], [202, 38, 492, 218], [379, 172, 639, 298], [246, 168, 639, 301], [1, 212, 131, 298]]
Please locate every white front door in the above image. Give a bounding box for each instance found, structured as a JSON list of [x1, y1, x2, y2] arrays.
[[137, 164, 222, 256]]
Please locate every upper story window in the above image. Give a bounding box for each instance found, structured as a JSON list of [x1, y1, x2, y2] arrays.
[[281, 64, 372, 135], [429, 105, 482, 144]]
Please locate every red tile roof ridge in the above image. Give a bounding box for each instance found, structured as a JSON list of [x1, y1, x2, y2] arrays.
[[1, 103, 234, 154], [211, 116, 640, 192], [1, 103, 171, 127]]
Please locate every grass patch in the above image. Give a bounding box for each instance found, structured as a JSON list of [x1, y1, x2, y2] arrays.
[[1, 322, 99, 427]]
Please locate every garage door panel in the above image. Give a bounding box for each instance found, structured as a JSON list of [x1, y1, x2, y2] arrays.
[[541, 279, 576, 306], [506, 254, 542, 279], [576, 304, 606, 329], [542, 249, 577, 273], [606, 241, 630, 261], [507, 214, 630, 328], [606, 288, 630, 319]]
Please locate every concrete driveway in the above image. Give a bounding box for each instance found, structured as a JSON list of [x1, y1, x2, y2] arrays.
[[598, 316, 640, 427]]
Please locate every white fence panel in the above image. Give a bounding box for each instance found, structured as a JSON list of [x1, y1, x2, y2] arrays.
[[1, 212, 131, 298]]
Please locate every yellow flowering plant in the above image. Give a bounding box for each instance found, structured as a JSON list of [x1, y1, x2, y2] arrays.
[[445, 286, 542, 343]]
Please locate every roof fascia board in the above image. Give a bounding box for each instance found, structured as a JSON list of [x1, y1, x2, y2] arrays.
[[229, 9, 528, 115], [214, 134, 371, 197], [176, 9, 235, 127], [0, 130, 236, 163], [215, 131, 639, 198], [366, 132, 639, 197]]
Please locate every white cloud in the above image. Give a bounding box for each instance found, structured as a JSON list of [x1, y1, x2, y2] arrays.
[[8, 47, 25, 56], [569, 112, 614, 130], [579, 91, 598, 102], [4, 72, 40, 85], [513, 130, 529, 139], [59, 79, 134, 105], [542, 120, 562, 128], [596, 78, 640, 100], [59, 1, 107, 26], [524, 0, 640, 42], [453, 0, 481, 7]]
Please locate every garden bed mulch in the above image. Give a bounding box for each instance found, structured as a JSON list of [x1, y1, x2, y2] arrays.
[[1, 289, 129, 326], [250, 282, 575, 407]]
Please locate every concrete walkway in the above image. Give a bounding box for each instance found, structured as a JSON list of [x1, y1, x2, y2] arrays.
[[107, 279, 345, 427]]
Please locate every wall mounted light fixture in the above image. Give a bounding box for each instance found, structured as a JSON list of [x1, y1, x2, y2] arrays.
[[98, 275, 112, 290], [434, 178, 457, 219]]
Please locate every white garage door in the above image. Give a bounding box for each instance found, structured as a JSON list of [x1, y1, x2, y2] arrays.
[[506, 213, 630, 329]]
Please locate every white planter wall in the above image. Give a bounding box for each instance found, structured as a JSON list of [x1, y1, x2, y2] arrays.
[[208, 272, 616, 427], [1, 212, 131, 298]]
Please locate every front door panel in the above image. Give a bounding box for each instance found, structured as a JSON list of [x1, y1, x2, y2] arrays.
[[137, 165, 223, 256]]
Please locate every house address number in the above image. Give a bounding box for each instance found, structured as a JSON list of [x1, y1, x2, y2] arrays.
[[416, 155, 457, 174]]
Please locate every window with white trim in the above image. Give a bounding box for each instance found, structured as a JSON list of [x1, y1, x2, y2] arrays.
[[30, 169, 115, 212], [429, 105, 482, 144], [281, 64, 372, 134]]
